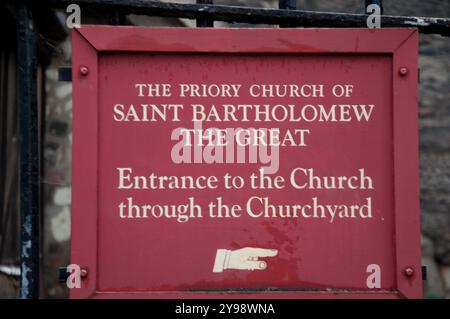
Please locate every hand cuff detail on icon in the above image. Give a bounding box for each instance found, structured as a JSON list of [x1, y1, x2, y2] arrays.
[[212, 249, 231, 273]]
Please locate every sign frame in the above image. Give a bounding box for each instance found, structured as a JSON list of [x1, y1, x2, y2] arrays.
[[71, 26, 421, 299]]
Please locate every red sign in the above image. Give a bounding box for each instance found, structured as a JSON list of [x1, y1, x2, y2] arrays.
[[72, 27, 422, 298]]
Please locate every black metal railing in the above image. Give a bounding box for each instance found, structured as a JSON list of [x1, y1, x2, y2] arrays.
[[42, 0, 450, 35]]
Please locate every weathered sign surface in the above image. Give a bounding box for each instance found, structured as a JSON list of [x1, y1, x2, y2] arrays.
[[71, 27, 422, 298]]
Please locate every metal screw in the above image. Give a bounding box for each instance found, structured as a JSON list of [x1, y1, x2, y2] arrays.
[[80, 268, 88, 278], [404, 267, 414, 277], [80, 66, 89, 76], [399, 67, 408, 76]]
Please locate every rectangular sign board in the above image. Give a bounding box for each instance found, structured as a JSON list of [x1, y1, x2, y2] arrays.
[[71, 27, 422, 298]]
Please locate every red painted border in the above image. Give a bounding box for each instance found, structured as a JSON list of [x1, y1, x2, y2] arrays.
[[78, 26, 414, 53], [71, 27, 421, 299], [391, 30, 422, 299], [71, 28, 99, 299]]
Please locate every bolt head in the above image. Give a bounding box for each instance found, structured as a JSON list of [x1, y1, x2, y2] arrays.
[[399, 67, 408, 76], [80, 268, 88, 278], [404, 267, 414, 277], [80, 66, 89, 76]]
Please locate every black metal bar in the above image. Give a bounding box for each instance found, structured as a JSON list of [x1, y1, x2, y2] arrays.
[[196, 0, 213, 27], [17, 3, 40, 299], [43, 0, 450, 36], [58, 266, 70, 283], [109, 10, 126, 25], [422, 266, 427, 281], [279, 0, 296, 28], [279, 0, 296, 11], [365, 0, 383, 15], [58, 67, 72, 82]]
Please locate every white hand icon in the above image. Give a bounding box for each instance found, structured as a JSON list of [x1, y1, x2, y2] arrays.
[[213, 247, 278, 273]]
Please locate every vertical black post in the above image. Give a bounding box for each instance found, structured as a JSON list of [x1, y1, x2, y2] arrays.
[[279, 0, 296, 28], [110, 10, 126, 25], [365, 0, 383, 15], [196, 0, 213, 27], [17, 3, 40, 299]]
